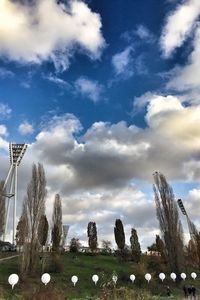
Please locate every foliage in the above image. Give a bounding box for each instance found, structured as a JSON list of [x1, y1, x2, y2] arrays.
[[47, 252, 64, 273], [101, 240, 112, 255], [15, 205, 29, 248], [87, 221, 98, 253], [114, 219, 125, 253], [38, 214, 49, 247], [51, 194, 62, 252], [130, 228, 141, 263], [156, 235, 166, 261], [69, 237, 81, 253]]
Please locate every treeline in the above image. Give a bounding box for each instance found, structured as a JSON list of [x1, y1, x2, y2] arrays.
[[0, 163, 200, 278]]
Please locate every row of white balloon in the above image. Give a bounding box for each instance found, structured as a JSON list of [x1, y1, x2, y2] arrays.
[[8, 272, 198, 289]]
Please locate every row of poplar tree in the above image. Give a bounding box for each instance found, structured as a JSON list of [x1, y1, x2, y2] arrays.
[[86, 220, 141, 263], [14, 163, 64, 273]]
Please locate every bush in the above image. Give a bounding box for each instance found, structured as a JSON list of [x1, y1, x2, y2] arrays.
[[99, 287, 152, 300], [47, 253, 64, 273]]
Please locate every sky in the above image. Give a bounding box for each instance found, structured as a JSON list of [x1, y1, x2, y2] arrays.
[[0, 0, 200, 250]]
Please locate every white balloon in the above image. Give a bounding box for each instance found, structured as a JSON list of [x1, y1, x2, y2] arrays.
[[8, 274, 19, 290], [92, 274, 99, 285], [112, 275, 118, 284], [181, 273, 186, 280], [145, 273, 151, 283], [170, 273, 176, 281], [41, 273, 51, 286], [130, 274, 136, 283], [191, 272, 197, 280], [159, 273, 165, 282], [71, 275, 78, 286]]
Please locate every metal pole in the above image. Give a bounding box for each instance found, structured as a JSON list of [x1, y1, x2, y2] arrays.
[[13, 165, 17, 245], [3, 165, 13, 190], [3, 166, 14, 241]]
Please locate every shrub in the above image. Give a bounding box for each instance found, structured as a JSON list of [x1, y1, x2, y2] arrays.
[[47, 253, 64, 273]]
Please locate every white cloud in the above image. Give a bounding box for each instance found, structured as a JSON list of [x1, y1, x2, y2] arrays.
[[18, 121, 34, 135], [0, 125, 8, 136], [1, 102, 200, 248], [0, 0, 105, 71], [135, 25, 156, 43], [145, 94, 184, 127], [160, 0, 200, 57], [167, 26, 200, 92], [112, 46, 134, 76], [0, 103, 12, 118], [0, 67, 14, 78], [44, 73, 71, 89], [74, 77, 104, 102]]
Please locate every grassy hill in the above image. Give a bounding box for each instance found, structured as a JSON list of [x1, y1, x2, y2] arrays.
[[0, 253, 199, 299]]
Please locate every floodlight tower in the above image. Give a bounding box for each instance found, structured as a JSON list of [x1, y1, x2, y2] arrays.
[[177, 198, 197, 240], [3, 143, 27, 244]]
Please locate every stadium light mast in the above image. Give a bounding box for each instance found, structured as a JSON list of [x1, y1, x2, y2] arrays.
[[177, 198, 197, 240], [3, 143, 27, 244]]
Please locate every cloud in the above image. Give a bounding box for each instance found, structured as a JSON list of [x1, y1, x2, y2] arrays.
[[74, 77, 104, 102], [145, 94, 184, 127], [167, 26, 200, 92], [1, 101, 200, 248], [18, 121, 34, 135], [160, 0, 200, 57], [0, 103, 12, 118], [135, 25, 156, 43], [112, 46, 134, 77], [0, 0, 105, 71], [0, 67, 14, 78], [43, 73, 71, 89], [0, 125, 8, 136]]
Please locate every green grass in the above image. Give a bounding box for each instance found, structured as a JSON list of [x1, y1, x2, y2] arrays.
[[0, 253, 199, 299]]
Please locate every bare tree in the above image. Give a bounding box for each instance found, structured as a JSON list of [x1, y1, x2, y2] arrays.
[[153, 172, 184, 275], [51, 194, 62, 252], [22, 163, 47, 273], [0, 181, 5, 239]]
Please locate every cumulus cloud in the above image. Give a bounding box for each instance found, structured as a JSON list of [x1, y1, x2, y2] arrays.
[[18, 121, 34, 135], [0, 0, 105, 71], [74, 77, 104, 102], [112, 46, 134, 77], [167, 26, 200, 92], [160, 0, 200, 57], [1, 100, 200, 247]]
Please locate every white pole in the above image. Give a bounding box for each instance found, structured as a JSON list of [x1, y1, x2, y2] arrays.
[[3, 165, 13, 190], [3, 166, 14, 242], [13, 165, 17, 245]]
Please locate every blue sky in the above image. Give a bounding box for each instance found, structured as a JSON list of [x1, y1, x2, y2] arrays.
[[0, 0, 200, 248]]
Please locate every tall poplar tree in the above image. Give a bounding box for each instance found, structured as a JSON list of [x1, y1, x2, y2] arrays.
[[87, 221, 98, 253], [114, 219, 125, 254], [153, 172, 184, 275], [51, 194, 62, 251], [130, 228, 141, 263]]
